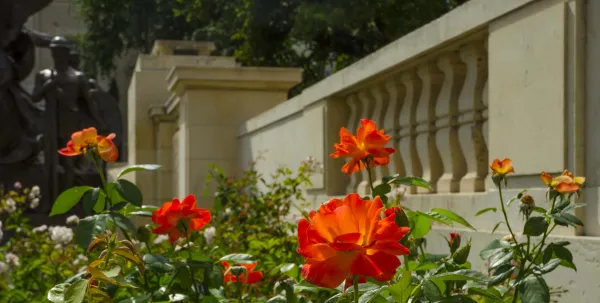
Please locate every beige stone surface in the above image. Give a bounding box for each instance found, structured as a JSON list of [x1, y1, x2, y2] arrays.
[[488, 0, 567, 175]]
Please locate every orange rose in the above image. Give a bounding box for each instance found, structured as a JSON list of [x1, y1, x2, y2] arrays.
[[541, 170, 585, 194], [58, 127, 118, 163], [152, 195, 211, 243], [490, 158, 515, 176], [330, 119, 396, 176], [297, 194, 410, 289], [222, 261, 264, 284]]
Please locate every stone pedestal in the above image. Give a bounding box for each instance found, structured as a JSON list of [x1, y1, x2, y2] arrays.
[[165, 66, 302, 207]]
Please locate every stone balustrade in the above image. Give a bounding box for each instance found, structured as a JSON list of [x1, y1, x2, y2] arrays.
[[332, 38, 488, 196]]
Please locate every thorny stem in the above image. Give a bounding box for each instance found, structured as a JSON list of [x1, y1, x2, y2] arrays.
[[365, 159, 375, 194], [524, 196, 559, 275], [353, 275, 360, 303]]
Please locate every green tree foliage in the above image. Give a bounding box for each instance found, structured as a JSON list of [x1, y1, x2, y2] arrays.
[[75, 0, 469, 94]]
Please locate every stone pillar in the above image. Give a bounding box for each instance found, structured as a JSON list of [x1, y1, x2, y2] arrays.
[[166, 66, 302, 207]]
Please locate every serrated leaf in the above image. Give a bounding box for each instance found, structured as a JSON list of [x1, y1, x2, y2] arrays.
[[372, 183, 391, 198], [114, 179, 143, 206], [562, 203, 586, 213], [523, 216, 549, 236], [143, 254, 175, 273], [386, 175, 432, 189], [110, 212, 137, 236], [50, 186, 93, 216], [487, 265, 514, 287], [112, 248, 144, 275], [518, 276, 550, 303], [64, 279, 88, 303], [118, 164, 161, 178], [467, 287, 502, 300], [219, 253, 255, 264], [430, 270, 487, 282], [82, 188, 102, 215], [489, 250, 513, 269], [431, 208, 476, 230], [48, 283, 71, 303], [389, 270, 413, 303], [408, 212, 431, 238], [475, 208, 497, 216], [75, 214, 109, 250], [537, 259, 561, 274]]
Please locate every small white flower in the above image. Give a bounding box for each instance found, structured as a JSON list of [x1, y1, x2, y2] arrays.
[[204, 226, 216, 245], [31, 186, 40, 196], [29, 198, 39, 209], [0, 262, 6, 274], [78, 265, 87, 273], [73, 254, 88, 265], [66, 215, 79, 225], [390, 186, 406, 200], [49, 226, 74, 245], [13, 182, 21, 189], [5, 253, 19, 267], [153, 234, 169, 245], [174, 242, 193, 252], [32, 225, 48, 233], [15, 228, 21, 233], [28, 192, 36, 200], [225, 208, 232, 214], [5, 198, 16, 213], [54, 244, 63, 250]]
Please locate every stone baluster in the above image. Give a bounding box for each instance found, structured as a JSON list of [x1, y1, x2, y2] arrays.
[[435, 53, 467, 193], [371, 84, 390, 185], [357, 90, 376, 195], [476, 41, 489, 189], [458, 42, 488, 192], [397, 71, 422, 194], [345, 94, 362, 194], [383, 77, 406, 177], [416, 63, 444, 193]]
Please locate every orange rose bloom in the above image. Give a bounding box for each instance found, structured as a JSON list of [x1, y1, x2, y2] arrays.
[[330, 119, 396, 176], [222, 262, 264, 284], [490, 158, 515, 176], [541, 170, 585, 194], [58, 127, 118, 163], [297, 194, 410, 289], [152, 195, 211, 243]]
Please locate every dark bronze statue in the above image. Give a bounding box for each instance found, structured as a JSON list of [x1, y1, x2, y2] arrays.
[[1, 0, 125, 218]]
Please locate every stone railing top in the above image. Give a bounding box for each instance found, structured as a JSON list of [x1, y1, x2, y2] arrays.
[[151, 40, 216, 56], [238, 0, 536, 137]]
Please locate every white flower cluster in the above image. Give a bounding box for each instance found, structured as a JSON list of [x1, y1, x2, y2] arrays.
[[73, 254, 88, 266], [153, 234, 169, 245], [32, 225, 48, 233], [49, 226, 74, 245], [5, 198, 16, 213], [66, 215, 79, 225], [29, 185, 41, 209], [0, 261, 6, 274], [204, 226, 216, 245], [5, 253, 19, 267]]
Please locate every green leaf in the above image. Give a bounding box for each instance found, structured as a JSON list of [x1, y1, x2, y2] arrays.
[[475, 208, 497, 216], [487, 264, 514, 286], [491, 222, 504, 234], [102, 266, 121, 278], [82, 188, 102, 215], [558, 213, 584, 226], [110, 212, 137, 236], [219, 253, 255, 264], [551, 245, 577, 271], [418, 211, 452, 225], [50, 186, 93, 216], [467, 287, 502, 300], [523, 216, 549, 236], [432, 296, 478, 303], [562, 203, 586, 213], [518, 276, 550, 303], [430, 208, 476, 230], [388, 271, 413, 303], [372, 183, 391, 198], [48, 283, 71, 303], [408, 212, 431, 238], [64, 279, 89, 303], [414, 262, 440, 271], [127, 211, 153, 217], [280, 263, 299, 280], [114, 179, 143, 206], [422, 280, 443, 301], [430, 270, 487, 282], [489, 250, 513, 269], [537, 259, 561, 274], [386, 175, 432, 189], [118, 164, 161, 179], [75, 214, 109, 250]]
